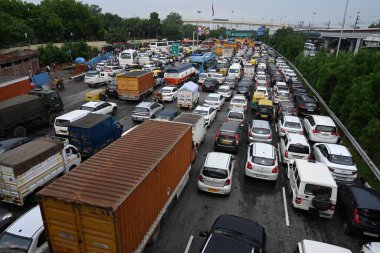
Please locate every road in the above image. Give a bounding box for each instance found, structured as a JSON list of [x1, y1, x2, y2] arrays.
[[4, 71, 369, 252]]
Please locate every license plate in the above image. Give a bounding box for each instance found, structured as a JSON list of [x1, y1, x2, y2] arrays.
[[208, 188, 220, 193], [261, 115, 268, 119], [222, 140, 231, 145], [308, 109, 313, 111], [364, 232, 379, 237]]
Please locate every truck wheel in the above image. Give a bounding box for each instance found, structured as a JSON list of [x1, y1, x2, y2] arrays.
[[13, 126, 27, 137], [112, 107, 118, 115], [49, 113, 59, 126]]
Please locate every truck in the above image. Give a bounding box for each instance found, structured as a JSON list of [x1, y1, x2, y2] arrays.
[[177, 81, 199, 110], [243, 63, 256, 79], [0, 76, 32, 101], [117, 71, 154, 101], [222, 47, 235, 58], [0, 136, 81, 206], [0, 89, 64, 137], [67, 113, 123, 157], [84, 70, 115, 88], [38, 120, 193, 253]]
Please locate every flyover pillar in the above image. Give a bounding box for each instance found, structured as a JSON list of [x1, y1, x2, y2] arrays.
[[354, 38, 362, 54], [349, 40, 355, 52], [324, 39, 330, 49]]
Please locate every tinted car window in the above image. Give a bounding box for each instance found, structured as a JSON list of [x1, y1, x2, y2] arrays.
[[328, 155, 354, 165], [315, 125, 336, 132], [134, 107, 149, 113], [229, 112, 243, 119], [253, 156, 274, 166], [304, 184, 332, 198], [288, 144, 309, 154], [203, 167, 228, 179], [284, 122, 301, 128], [252, 127, 270, 134]]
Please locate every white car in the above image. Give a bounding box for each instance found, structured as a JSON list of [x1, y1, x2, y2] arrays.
[[256, 86, 270, 100], [360, 242, 380, 253], [297, 240, 352, 253], [304, 115, 339, 144], [256, 74, 267, 82], [160, 86, 178, 102], [226, 110, 245, 127], [193, 105, 217, 127], [229, 95, 248, 112], [245, 142, 278, 181], [313, 143, 358, 183], [204, 93, 225, 111], [278, 115, 304, 136], [256, 79, 268, 89], [217, 85, 233, 100], [80, 101, 117, 115], [274, 89, 290, 104], [197, 152, 235, 195], [280, 132, 310, 164]]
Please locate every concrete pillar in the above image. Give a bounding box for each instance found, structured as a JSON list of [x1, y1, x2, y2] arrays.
[[324, 39, 330, 49], [349, 40, 355, 52], [354, 38, 362, 54]]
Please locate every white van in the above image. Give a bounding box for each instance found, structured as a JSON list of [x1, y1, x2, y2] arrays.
[[228, 63, 242, 79], [54, 110, 90, 137], [0, 205, 48, 253], [118, 49, 138, 67], [297, 240, 352, 253]]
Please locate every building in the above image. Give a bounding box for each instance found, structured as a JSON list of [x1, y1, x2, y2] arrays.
[[0, 50, 39, 77]]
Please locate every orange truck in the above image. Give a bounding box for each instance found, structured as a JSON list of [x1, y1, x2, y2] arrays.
[[38, 120, 192, 253], [0, 76, 32, 101], [117, 71, 154, 101]]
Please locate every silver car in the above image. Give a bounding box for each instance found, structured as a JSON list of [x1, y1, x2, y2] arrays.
[[248, 120, 272, 143], [132, 102, 163, 122]]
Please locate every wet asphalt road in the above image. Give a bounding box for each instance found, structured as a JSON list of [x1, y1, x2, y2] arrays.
[[3, 71, 369, 252]]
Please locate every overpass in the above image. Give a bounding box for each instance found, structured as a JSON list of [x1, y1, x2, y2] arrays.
[[183, 19, 285, 29]]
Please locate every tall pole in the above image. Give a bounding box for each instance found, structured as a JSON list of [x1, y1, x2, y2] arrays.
[[197, 11, 201, 46], [312, 12, 316, 28], [336, 0, 349, 59]]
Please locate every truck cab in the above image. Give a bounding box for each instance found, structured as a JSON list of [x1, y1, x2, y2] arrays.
[[28, 89, 64, 116]]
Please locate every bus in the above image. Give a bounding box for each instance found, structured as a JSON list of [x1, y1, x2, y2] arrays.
[[118, 49, 138, 67], [189, 52, 216, 74], [164, 63, 196, 86], [149, 41, 169, 52]]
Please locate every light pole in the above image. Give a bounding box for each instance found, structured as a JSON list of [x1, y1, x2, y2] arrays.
[[231, 11, 234, 30], [336, 0, 349, 59], [197, 11, 201, 46], [312, 12, 316, 28]]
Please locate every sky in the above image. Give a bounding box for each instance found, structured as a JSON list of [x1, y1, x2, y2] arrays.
[[25, 0, 380, 28]]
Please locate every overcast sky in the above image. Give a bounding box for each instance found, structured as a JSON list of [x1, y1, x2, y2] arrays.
[[25, 0, 380, 28]]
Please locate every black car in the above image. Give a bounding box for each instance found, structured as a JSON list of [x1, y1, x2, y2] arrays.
[[338, 185, 380, 238], [223, 76, 238, 89], [202, 78, 219, 92], [295, 95, 320, 116], [236, 83, 252, 98], [105, 81, 118, 98], [214, 121, 242, 154], [276, 101, 296, 119], [0, 137, 34, 154], [292, 87, 308, 101], [199, 214, 266, 253], [156, 109, 181, 121]]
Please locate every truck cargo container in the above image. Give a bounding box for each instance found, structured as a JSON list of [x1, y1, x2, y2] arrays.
[[67, 113, 123, 157], [173, 113, 206, 147], [0, 89, 63, 137], [38, 120, 192, 253], [117, 71, 154, 101], [0, 76, 32, 101], [177, 81, 199, 110], [0, 137, 81, 206]]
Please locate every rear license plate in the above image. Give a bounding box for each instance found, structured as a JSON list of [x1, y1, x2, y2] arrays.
[[364, 232, 379, 237], [222, 140, 232, 145], [208, 188, 220, 193], [308, 109, 313, 111], [261, 115, 268, 119]]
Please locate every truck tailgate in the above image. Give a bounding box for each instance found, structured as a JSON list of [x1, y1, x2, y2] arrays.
[[118, 77, 140, 96]]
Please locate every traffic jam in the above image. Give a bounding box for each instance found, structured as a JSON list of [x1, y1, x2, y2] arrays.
[[0, 38, 379, 253]]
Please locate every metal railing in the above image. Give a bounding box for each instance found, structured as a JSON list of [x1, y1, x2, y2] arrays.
[[273, 49, 380, 180]]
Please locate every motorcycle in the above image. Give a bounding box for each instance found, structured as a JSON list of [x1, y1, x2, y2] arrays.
[[51, 77, 65, 91]]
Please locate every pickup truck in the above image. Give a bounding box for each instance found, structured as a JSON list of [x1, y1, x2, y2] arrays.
[[84, 70, 115, 88]]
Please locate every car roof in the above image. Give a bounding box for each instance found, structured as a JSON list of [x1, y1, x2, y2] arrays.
[[286, 132, 309, 145], [0, 137, 33, 152], [212, 215, 264, 246], [279, 101, 294, 107], [302, 240, 352, 253], [220, 121, 241, 132], [6, 205, 43, 238], [205, 152, 231, 169], [203, 233, 253, 253], [323, 144, 351, 156], [251, 119, 270, 128], [283, 116, 301, 123], [251, 142, 275, 159], [56, 110, 90, 120], [194, 105, 211, 111], [206, 93, 220, 98], [81, 101, 104, 108], [161, 86, 176, 91], [311, 115, 336, 126], [348, 186, 380, 209], [295, 160, 337, 187], [219, 85, 230, 89], [157, 109, 179, 116], [136, 101, 154, 108]]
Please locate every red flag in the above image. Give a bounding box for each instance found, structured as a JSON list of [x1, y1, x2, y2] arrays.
[[212, 2, 214, 16]]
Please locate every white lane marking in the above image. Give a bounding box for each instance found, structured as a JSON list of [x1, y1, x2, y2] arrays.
[[275, 124, 278, 133], [282, 187, 290, 227], [184, 235, 194, 253]]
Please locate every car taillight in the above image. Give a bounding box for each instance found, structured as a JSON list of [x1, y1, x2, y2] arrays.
[[300, 105, 305, 109], [295, 197, 301, 204], [293, 107, 296, 113], [249, 131, 254, 137], [280, 128, 285, 133], [330, 204, 336, 211], [272, 166, 278, 173], [354, 209, 360, 224], [235, 133, 239, 142], [312, 129, 321, 134], [198, 174, 204, 182], [352, 171, 357, 175], [299, 130, 303, 135], [247, 161, 253, 170], [243, 105, 247, 109], [269, 133, 272, 139], [285, 151, 288, 158], [256, 112, 259, 116], [331, 132, 339, 136], [307, 154, 311, 160], [328, 167, 334, 172], [279, 107, 283, 112], [216, 131, 220, 138], [225, 178, 231, 186]]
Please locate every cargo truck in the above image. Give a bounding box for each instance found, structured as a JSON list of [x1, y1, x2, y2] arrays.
[[0, 76, 32, 101], [117, 71, 154, 101], [67, 113, 123, 157], [173, 113, 206, 147], [0, 136, 81, 206], [177, 81, 199, 109], [0, 89, 64, 137], [38, 120, 193, 253]]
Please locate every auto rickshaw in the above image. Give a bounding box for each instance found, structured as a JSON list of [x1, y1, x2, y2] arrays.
[[152, 69, 165, 87], [219, 67, 228, 76], [84, 87, 107, 102], [256, 99, 274, 121], [251, 91, 265, 111], [249, 59, 257, 65]]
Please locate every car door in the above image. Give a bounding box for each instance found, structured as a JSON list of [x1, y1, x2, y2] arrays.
[[102, 102, 112, 114], [173, 88, 178, 99], [209, 107, 216, 122], [219, 95, 225, 107], [94, 103, 105, 114], [33, 229, 49, 253], [314, 144, 328, 163]]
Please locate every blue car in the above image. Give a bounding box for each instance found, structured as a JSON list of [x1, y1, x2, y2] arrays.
[[155, 109, 182, 121]]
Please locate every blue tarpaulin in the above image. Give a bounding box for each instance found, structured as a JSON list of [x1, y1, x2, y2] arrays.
[[74, 57, 85, 63], [31, 72, 50, 87]]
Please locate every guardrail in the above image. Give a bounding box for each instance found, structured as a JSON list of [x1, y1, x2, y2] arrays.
[[273, 49, 380, 181]]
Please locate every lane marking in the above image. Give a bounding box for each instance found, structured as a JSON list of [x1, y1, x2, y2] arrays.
[[184, 235, 194, 253], [282, 187, 290, 227], [275, 124, 278, 133]]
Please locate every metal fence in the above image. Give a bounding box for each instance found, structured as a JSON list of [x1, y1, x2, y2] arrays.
[[273, 49, 380, 180]]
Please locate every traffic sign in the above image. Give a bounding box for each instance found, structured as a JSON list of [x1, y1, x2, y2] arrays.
[[171, 43, 180, 56]]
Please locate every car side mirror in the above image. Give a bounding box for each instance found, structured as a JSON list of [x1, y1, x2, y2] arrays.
[[199, 231, 209, 237]]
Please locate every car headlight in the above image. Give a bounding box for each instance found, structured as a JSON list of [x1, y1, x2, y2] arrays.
[[2, 213, 13, 221]]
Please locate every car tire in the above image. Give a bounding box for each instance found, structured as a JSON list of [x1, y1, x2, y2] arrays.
[[112, 107, 117, 115], [13, 126, 27, 137], [342, 220, 351, 235], [312, 194, 333, 211]]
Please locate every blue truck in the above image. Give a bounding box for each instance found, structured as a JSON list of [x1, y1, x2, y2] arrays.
[[67, 113, 123, 157]]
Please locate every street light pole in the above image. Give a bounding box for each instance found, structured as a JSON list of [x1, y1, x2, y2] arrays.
[[312, 12, 316, 28], [336, 0, 349, 59], [197, 11, 201, 46]]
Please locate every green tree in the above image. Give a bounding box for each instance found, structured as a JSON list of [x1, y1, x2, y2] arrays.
[[162, 12, 184, 40], [369, 21, 380, 28], [147, 12, 161, 38], [209, 27, 227, 39], [182, 24, 196, 39]]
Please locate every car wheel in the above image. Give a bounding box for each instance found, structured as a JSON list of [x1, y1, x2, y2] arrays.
[[342, 221, 351, 235], [312, 194, 333, 211], [112, 107, 117, 115], [49, 113, 59, 126]]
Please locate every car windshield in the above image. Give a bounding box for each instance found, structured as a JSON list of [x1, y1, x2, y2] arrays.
[[232, 98, 245, 104], [156, 115, 170, 121], [304, 184, 332, 198], [80, 106, 95, 112], [282, 106, 294, 113], [85, 72, 98, 77], [120, 53, 132, 59], [218, 88, 229, 93], [225, 77, 235, 82], [55, 119, 70, 127], [328, 154, 354, 166], [229, 69, 240, 73], [160, 89, 172, 93], [193, 110, 208, 116], [315, 125, 337, 133], [0, 232, 32, 252], [279, 91, 289, 97], [288, 144, 309, 154], [228, 112, 243, 119], [199, 74, 208, 78], [252, 156, 275, 166], [134, 107, 149, 113], [252, 127, 270, 134], [203, 167, 228, 179], [284, 122, 301, 129], [206, 96, 219, 101]]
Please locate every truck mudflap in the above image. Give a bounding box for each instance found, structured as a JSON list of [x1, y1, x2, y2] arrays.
[[134, 164, 191, 253]]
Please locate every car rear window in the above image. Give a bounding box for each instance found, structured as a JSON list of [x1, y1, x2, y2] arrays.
[[304, 184, 332, 198], [206, 96, 219, 101], [228, 112, 243, 119], [232, 98, 245, 104], [284, 122, 301, 129], [288, 144, 309, 154], [253, 156, 275, 166], [203, 167, 228, 179], [252, 127, 270, 134], [220, 131, 235, 139], [358, 209, 380, 222], [315, 125, 337, 133], [55, 119, 70, 127], [134, 107, 149, 113], [328, 154, 354, 166]]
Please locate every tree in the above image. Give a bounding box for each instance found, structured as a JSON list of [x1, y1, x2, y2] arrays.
[[369, 21, 380, 28], [147, 12, 161, 38], [182, 24, 196, 39], [209, 27, 227, 39], [162, 12, 183, 40]]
